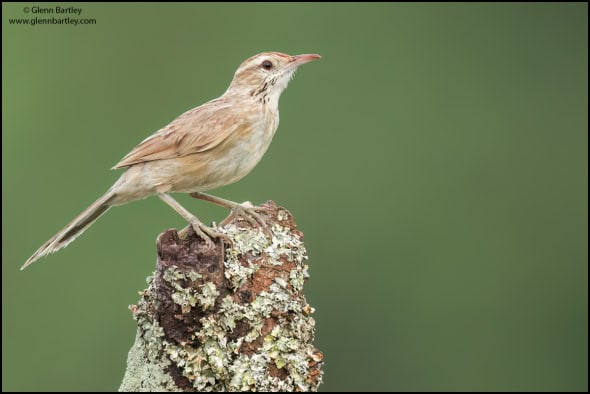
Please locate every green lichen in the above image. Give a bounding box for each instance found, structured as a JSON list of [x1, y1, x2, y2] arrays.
[[265, 223, 307, 266], [221, 226, 269, 289], [163, 266, 203, 283], [119, 331, 182, 392], [134, 275, 166, 359], [163, 266, 219, 313], [123, 212, 323, 392], [120, 276, 180, 392], [163, 266, 204, 313], [197, 282, 220, 311]]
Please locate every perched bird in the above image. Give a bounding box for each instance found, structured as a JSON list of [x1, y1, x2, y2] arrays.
[[21, 51, 321, 270]]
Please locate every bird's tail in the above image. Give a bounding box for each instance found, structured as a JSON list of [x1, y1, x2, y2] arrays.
[[21, 189, 117, 270]]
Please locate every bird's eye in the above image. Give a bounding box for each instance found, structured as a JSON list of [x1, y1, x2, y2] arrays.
[[261, 60, 273, 70]]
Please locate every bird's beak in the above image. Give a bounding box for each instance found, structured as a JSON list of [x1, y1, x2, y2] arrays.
[[292, 54, 322, 66]]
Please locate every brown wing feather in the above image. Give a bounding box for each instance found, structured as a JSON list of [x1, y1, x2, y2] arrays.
[[113, 98, 243, 169]]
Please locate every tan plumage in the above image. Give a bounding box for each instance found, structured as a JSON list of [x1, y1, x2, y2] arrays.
[[113, 99, 238, 169], [22, 51, 321, 270]]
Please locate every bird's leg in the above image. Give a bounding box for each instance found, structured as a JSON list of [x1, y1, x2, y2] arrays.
[[189, 192, 271, 236], [158, 193, 232, 248]]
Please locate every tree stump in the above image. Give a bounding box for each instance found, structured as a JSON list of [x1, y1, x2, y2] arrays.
[[119, 201, 323, 392]]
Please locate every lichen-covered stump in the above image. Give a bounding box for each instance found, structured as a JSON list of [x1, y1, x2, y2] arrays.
[[119, 201, 323, 392]]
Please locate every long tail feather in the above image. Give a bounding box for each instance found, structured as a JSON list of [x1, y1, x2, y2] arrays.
[[21, 190, 116, 270]]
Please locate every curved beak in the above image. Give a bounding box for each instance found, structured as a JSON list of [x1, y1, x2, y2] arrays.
[[292, 54, 322, 66]]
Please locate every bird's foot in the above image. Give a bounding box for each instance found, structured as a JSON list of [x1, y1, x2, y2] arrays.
[[220, 201, 272, 238], [189, 220, 233, 250]]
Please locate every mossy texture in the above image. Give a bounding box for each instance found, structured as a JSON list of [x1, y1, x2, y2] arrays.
[[120, 202, 323, 392]]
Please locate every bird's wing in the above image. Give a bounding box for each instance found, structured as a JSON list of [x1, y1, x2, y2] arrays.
[[113, 99, 244, 169]]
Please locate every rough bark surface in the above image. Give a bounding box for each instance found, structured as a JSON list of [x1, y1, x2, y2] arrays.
[[119, 201, 323, 392]]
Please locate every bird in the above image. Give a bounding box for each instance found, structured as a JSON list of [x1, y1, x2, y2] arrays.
[[21, 51, 321, 270]]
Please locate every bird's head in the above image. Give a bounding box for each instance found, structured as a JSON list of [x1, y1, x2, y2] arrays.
[[226, 52, 321, 104]]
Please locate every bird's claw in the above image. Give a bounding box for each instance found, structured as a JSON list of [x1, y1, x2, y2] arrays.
[[191, 221, 233, 249], [221, 202, 273, 238]]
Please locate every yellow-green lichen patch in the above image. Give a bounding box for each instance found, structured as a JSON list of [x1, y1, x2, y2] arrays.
[[163, 266, 203, 313], [131, 275, 165, 360], [123, 203, 323, 391], [197, 282, 219, 311], [220, 224, 269, 289], [264, 223, 307, 266], [162, 265, 220, 313]]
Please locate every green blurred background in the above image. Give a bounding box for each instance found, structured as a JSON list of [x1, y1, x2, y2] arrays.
[[2, 3, 587, 391]]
